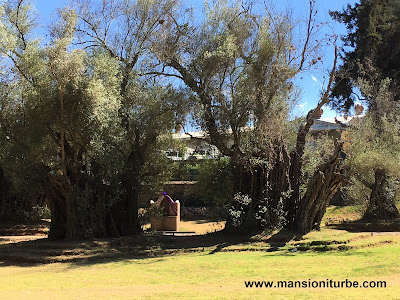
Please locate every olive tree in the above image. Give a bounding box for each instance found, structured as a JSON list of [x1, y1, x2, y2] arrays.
[[0, 1, 123, 238], [347, 78, 400, 220], [74, 0, 184, 235], [330, 0, 400, 221], [0, 0, 50, 222], [152, 0, 346, 233]]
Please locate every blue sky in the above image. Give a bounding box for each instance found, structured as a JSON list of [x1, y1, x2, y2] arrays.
[[289, 0, 358, 119], [33, 0, 358, 119]]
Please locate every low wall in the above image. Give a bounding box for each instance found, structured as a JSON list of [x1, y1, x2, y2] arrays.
[[150, 216, 180, 231]]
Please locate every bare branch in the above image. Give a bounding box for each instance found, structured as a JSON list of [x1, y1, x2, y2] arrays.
[[78, 17, 123, 62], [298, 0, 315, 71], [14, 0, 28, 50], [292, 43, 338, 161], [306, 43, 338, 125], [7, 54, 34, 85], [139, 71, 184, 80]]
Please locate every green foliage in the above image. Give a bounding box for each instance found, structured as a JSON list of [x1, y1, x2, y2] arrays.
[[0, 0, 182, 237], [303, 133, 335, 182], [330, 0, 400, 111], [177, 142, 187, 159], [0, 0, 340, 236], [343, 79, 400, 220], [146, 205, 167, 218], [169, 161, 200, 181], [196, 157, 234, 207], [167, 158, 234, 207], [330, 1, 400, 219], [342, 176, 372, 206], [154, 0, 304, 156], [227, 191, 286, 232], [255, 195, 288, 231], [22, 205, 51, 222], [347, 79, 400, 177]]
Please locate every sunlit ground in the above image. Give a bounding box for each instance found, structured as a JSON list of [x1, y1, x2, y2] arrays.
[[1, 206, 400, 299]]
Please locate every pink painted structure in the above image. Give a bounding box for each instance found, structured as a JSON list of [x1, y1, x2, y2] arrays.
[[150, 195, 180, 231]]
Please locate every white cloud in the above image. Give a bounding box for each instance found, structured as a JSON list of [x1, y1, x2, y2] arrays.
[[296, 102, 307, 108], [311, 75, 318, 82]]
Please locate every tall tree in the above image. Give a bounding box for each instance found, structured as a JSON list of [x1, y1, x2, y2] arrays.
[[345, 78, 400, 220], [74, 0, 183, 235], [0, 0, 50, 222], [0, 0, 187, 239], [0, 0, 348, 237], [153, 0, 346, 233], [330, 0, 400, 220], [330, 0, 400, 111], [1, 1, 123, 238]]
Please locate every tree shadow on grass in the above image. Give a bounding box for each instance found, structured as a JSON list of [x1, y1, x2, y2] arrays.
[[0, 230, 254, 267], [0, 228, 307, 268], [6, 220, 397, 268], [329, 218, 400, 233]]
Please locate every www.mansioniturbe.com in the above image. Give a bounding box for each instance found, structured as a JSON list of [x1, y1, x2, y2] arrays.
[[244, 279, 387, 289]]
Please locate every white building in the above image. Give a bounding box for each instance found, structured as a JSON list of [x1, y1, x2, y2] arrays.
[[166, 131, 220, 160], [166, 113, 364, 161]]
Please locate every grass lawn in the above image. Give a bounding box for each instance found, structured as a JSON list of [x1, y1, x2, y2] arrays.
[[1, 205, 400, 299], [1, 232, 400, 299], [0, 243, 399, 299]]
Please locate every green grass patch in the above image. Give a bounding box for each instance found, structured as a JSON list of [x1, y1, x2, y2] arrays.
[[323, 205, 365, 224], [0, 241, 399, 299], [1, 206, 400, 299]]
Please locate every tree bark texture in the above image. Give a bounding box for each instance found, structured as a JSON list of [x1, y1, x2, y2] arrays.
[[45, 174, 69, 240], [0, 166, 10, 221], [111, 149, 142, 236], [266, 143, 291, 227], [225, 117, 347, 234], [363, 169, 400, 220], [45, 172, 111, 240], [112, 176, 141, 236], [293, 142, 346, 233]]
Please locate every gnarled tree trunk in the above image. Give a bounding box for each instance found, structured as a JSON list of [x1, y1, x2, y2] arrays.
[[293, 142, 346, 233], [363, 169, 400, 220], [45, 172, 110, 240], [267, 143, 291, 227], [112, 148, 142, 236], [115, 175, 141, 235], [45, 174, 69, 240]]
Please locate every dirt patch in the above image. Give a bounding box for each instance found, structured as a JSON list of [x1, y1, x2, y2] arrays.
[[0, 219, 230, 265], [0, 231, 244, 265], [0, 235, 47, 245], [179, 220, 225, 234], [0, 220, 49, 236], [371, 231, 400, 236]]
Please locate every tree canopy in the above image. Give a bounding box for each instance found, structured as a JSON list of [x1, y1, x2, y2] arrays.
[[0, 0, 350, 238], [330, 0, 400, 111], [330, 0, 400, 220]]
